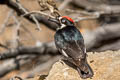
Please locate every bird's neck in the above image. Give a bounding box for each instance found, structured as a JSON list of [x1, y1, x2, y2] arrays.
[[61, 24, 66, 28]]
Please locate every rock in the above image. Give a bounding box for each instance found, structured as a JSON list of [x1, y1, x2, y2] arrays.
[[45, 50, 120, 80]]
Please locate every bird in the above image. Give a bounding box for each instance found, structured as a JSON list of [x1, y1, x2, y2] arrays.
[[49, 16, 94, 79]]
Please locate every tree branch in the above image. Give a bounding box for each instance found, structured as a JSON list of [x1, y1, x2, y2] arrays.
[[83, 23, 120, 51], [73, 0, 120, 14], [5, 0, 58, 30], [0, 55, 36, 77], [0, 42, 58, 60]]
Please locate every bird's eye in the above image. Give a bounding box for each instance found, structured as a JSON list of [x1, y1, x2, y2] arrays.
[[61, 19, 66, 23]]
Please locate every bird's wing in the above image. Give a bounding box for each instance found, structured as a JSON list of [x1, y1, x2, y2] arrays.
[[56, 39, 86, 60], [65, 40, 86, 59]]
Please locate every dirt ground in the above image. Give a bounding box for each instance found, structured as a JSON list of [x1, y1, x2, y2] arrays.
[[46, 50, 120, 80]]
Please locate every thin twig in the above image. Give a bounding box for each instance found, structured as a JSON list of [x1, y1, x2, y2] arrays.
[[22, 11, 54, 18], [66, 9, 101, 22], [32, 15, 41, 31], [72, 0, 120, 14], [6, 0, 58, 30], [0, 55, 36, 77], [16, 0, 41, 31], [74, 16, 99, 22], [66, 9, 104, 16], [0, 42, 57, 60]]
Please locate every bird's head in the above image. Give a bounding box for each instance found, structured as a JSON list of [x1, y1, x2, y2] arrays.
[[49, 16, 74, 29], [59, 16, 74, 27]]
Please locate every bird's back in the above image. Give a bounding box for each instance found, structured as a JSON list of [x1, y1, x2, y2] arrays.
[[55, 26, 83, 43], [54, 26, 86, 59]]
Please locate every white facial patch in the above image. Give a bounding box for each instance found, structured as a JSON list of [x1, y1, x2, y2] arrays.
[[61, 24, 66, 28], [58, 17, 66, 29]]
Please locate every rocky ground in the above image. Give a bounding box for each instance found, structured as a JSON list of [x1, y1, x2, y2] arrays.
[[24, 50, 120, 80]]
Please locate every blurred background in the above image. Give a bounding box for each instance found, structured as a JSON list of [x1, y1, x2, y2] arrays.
[[0, 0, 120, 80]]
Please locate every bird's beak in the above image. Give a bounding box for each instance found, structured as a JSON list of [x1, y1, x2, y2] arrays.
[[48, 18, 60, 25]]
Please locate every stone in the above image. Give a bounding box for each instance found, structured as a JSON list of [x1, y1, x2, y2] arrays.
[[45, 50, 120, 80]]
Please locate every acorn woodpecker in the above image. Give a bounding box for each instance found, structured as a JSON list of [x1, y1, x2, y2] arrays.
[[49, 16, 94, 79]]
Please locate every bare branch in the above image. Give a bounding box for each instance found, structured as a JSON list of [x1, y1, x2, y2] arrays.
[[16, 0, 41, 31], [0, 55, 36, 77], [22, 11, 54, 19], [5, 0, 58, 30], [66, 9, 101, 22], [74, 16, 98, 22], [83, 23, 120, 51], [92, 39, 120, 52], [0, 42, 57, 60], [72, 0, 120, 14], [66, 9, 102, 16]]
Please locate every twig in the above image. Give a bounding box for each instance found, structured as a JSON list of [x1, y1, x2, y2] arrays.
[[83, 23, 120, 51], [66, 9, 103, 16], [74, 16, 99, 22], [72, 0, 120, 14], [5, 0, 58, 30], [0, 42, 57, 60], [16, 0, 41, 31], [31, 15, 41, 31], [0, 55, 36, 77], [92, 39, 120, 52], [22, 11, 54, 19], [66, 9, 101, 22]]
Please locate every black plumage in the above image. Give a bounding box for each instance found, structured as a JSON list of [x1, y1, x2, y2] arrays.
[[51, 16, 94, 79]]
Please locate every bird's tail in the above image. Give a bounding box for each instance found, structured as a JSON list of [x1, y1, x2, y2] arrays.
[[77, 60, 94, 79]]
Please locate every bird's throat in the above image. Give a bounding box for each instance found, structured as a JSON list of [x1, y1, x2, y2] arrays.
[[57, 24, 66, 30]]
